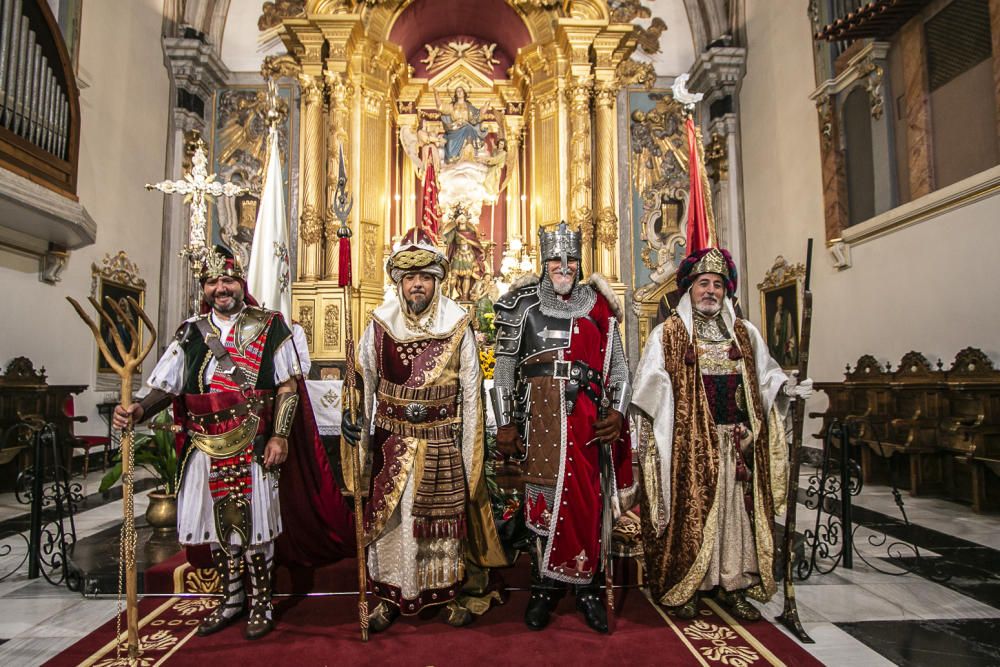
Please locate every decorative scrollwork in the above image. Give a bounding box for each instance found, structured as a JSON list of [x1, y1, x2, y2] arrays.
[[795, 416, 951, 583], [2, 420, 79, 586]]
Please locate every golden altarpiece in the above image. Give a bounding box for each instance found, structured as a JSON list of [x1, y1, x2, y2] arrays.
[[261, 0, 659, 366]]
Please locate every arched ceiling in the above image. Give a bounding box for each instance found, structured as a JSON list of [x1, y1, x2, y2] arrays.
[[387, 0, 532, 73]]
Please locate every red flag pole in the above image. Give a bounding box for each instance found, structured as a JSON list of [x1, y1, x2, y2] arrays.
[[333, 149, 367, 642], [684, 115, 712, 254]]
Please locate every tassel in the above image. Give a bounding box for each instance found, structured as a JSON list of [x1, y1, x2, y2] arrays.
[[728, 341, 743, 360], [685, 344, 696, 366], [338, 236, 352, 287]]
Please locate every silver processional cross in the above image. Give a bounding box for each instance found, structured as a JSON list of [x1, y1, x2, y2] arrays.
[[146, 138, 249, 265]]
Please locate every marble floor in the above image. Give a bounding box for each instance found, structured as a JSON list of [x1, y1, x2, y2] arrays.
[[0, 464, 999, 666]]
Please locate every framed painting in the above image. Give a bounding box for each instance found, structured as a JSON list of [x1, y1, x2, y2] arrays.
[[757, 256, 805, 371], [91, 252, 146, 375]]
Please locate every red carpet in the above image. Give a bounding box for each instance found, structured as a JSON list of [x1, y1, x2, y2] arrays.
[[47, 558, 822, 667]]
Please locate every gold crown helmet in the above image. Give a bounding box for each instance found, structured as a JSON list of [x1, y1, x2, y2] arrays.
[[677, 247, 738, 295], [199, 245, 245, 281], [386, 243, 449, 284]]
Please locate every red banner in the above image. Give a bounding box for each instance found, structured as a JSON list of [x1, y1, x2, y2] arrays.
[[685, 116, 711, 255], [420, 163, 440, 243]]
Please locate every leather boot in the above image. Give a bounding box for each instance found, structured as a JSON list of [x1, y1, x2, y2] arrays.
[[368, 600, 400, 633], [243, 551, 275, 640], [575, 585, 608, 633], [197, 547, 246, 636], [717, 588, 761, 621], [525, 585, 559, 630], [525, 547, 564, 631]]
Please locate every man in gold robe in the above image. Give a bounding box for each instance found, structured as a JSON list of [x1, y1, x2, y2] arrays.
[[630, 247, 812, 620], [342, 242, 506, 631]]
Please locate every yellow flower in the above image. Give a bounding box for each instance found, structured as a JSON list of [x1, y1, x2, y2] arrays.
[[479, 346, 496, 379]]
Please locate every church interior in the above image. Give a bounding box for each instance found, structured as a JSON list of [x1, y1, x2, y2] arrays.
[[1, 0, 999, 664]]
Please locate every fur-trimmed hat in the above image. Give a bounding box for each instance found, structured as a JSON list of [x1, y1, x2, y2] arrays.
[[677, 247, 738, 296]]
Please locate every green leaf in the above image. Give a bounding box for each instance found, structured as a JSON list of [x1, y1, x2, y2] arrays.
[[99, 461, 124, 493]]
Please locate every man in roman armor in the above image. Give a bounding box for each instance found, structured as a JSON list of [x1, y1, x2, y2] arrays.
[[342, 242, 506, 631], [490, 221, 635, 633], [113, 245, 352, 640], [630, 247, 813, 621]]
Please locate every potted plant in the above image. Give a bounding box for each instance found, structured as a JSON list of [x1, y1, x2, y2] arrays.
[[100, 410, 178, 534]]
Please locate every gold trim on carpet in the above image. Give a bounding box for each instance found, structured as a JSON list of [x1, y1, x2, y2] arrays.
[[703, 598, 787, 666], [78, 597, 184, 667], [644, 588, 791, 666]]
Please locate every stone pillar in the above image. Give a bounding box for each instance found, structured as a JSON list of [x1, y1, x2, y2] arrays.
[[593, 79, 620, 281], [566, 76, 594, 275], [160, 36, 229, 351], [297, 72, 325, 282], [323, 71, 352, 281]]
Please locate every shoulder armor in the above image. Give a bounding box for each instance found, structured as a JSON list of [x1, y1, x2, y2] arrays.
[[174, 317, 205, 347], [493, 286, 539, 356], [234, 306, 273, 353]]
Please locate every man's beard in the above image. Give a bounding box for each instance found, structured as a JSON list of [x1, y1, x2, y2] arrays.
[[550, 273, 575, 295], [210, 294, 243, 315], [695, 298, 722, 317], [406, 295, 430, 314]]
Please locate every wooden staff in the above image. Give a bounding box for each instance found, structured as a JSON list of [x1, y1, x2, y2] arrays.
[[775, 238, 814, 644], [333, 147, 368, 641], [67, 295, 155, 660]]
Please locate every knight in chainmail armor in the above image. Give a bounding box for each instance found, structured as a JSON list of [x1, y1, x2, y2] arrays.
[[491, 222, 636, 633]]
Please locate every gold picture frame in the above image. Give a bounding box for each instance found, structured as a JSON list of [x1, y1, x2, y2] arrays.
[[91, 252, 146, 375], [757, 256, 805, 371]]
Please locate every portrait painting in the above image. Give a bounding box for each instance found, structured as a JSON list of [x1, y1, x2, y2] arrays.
[[761, 281, 800, 370]]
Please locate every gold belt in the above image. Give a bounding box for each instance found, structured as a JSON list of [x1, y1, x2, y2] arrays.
[[189, 415, 260, 459]]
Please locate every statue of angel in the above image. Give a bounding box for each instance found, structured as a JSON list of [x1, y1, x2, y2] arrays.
[[399, 114, 444, 182]]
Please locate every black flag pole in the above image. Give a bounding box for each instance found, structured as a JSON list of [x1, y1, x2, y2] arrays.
[[776, 238, 815, 643]]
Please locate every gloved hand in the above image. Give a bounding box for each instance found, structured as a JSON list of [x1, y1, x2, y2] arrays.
[[783, 374, 814, 400], [593, 409, 624, 444], [341, 410, 363, 447], [495, 425, 525, 458]]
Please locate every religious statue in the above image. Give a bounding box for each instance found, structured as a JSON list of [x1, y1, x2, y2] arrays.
[[479, 137, 513, 201], [435, 87, 490, 164], [399, 113, 445, 183], [441, 206, 486, 302]]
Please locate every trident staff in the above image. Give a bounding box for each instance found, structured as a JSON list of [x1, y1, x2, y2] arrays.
[[67, 295, 155, 661]]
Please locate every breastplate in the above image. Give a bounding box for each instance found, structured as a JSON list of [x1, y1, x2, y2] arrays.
[[520, 304, 574, 362]]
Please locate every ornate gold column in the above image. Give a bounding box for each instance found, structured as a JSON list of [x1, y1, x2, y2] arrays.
[[504, 117, 524, 242], [297, 70, 325, 282], [593, 79, 619, 281], [566, 76, 594, 275], [323, 71, 352, 281]]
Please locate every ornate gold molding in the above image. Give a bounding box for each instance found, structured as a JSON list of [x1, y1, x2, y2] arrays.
[[298, 303, 314, 346], [258, 1, 305, 31], [705, 132, 727, 181], [596, 206, 618, 247], [323, 303, 341, 347], [616, 59, 655, 90], [261, 54, 301, 81], [90, 251, 146, 295], [756, 255, 806, 291], [300, 204, 324, 244]]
